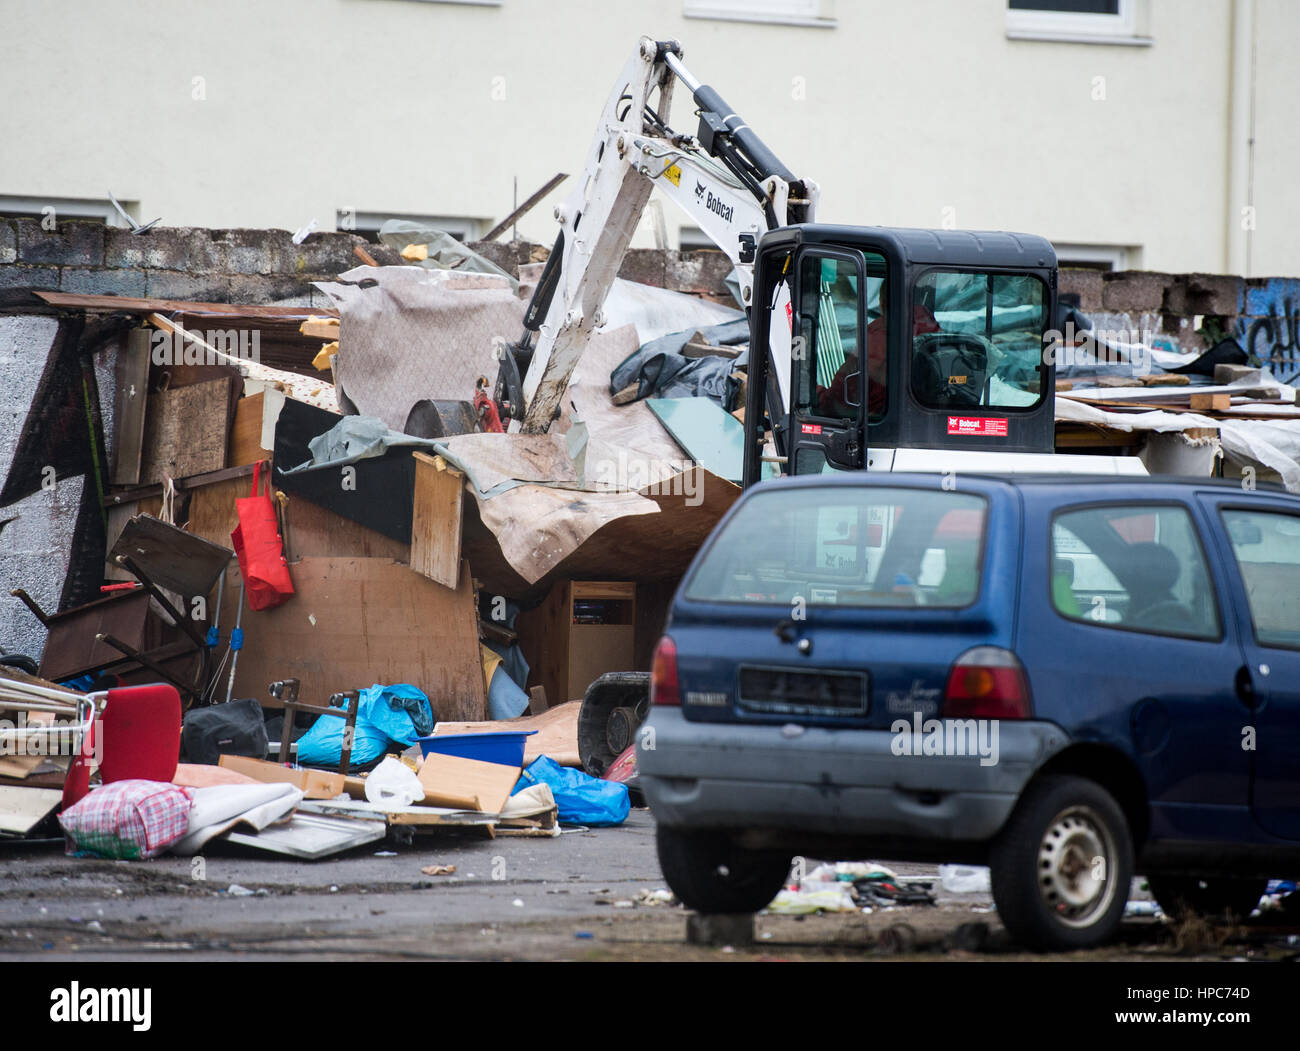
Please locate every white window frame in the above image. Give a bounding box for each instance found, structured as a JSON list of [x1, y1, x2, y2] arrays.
[[0, 195, 127, 227], [1006, 0, 1151, 46], [1054, 243, 1136, 271], [684, 0, 836, 30]]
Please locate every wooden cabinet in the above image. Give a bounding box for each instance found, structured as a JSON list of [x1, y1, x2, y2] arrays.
[[519, 581, 636, 706]]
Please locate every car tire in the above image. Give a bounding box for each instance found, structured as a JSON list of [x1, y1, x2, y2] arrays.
[[1147, 876, 1267, 922], [656, 825, 790, 915], [990, 775, 1133, 951]]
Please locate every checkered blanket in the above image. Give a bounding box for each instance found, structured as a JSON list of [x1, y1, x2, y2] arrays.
[[59, 780, 194, 860]]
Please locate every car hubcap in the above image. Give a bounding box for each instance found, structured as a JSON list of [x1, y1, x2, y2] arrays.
[[1037, 805, 1117, 928]]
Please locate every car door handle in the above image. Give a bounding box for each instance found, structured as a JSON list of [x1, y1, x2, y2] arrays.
[[1234, 665, 1256, 708]]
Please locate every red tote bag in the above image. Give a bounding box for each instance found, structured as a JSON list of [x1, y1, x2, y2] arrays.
[[230, 461, 294, 611]]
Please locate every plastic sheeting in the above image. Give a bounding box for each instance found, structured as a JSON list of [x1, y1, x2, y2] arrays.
[[610, 317, 749, 403]]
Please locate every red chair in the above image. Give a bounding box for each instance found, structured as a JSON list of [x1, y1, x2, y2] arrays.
[[61, 684, 182, 811]]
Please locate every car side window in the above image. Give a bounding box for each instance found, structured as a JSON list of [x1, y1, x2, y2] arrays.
[[1219, 509, 1300, 650], [1050, 504, 1220, 640]]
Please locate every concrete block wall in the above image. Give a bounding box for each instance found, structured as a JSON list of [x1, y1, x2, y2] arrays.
[[1060, 268, 1300, 380]]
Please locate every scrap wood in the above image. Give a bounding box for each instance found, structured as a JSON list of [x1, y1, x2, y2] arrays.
[[482, 172, 569, 242], [146, 313, 339, 412], [0, 786, 62, 835], [298, 316, 340, 340], [421, 864, 457, 876], [416, 752, 519, 814], [432, 699, 581, 767]]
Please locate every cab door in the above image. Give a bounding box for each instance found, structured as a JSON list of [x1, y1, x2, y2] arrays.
[[1201, 495, 1300, 840], [788, 249, 870, 475]]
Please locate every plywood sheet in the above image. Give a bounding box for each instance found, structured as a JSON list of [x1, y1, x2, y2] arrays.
[[230, 393, 272, 467], [410, 453, 463, 588], [432, 699, 581, 767], [139, 378, 233, 485], [0, 787, 62, 834], [110, 328, 151, 486], [218, 557, 485, 723], [416, 752, 520, 814]]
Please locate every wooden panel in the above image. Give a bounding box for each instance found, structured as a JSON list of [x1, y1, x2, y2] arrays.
[[139, 378, 232, 485], [416, 753, 519, 814], [410, 453, 463, 588], [568, 625, 635, 703], [432, 699, 581, 767], [229, 393, 272, 467], [110, 328, 150, 486], [217, 557, 486, 723]]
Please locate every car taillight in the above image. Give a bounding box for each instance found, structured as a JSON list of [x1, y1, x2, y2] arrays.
[[650, 635, 680, 707], [942, 646, 1031, 719]]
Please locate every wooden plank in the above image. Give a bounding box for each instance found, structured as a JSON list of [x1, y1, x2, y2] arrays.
[[1190, 393, 1232, 411], [299, 318, 340, 340], [416, 753, 519, 814], [110, 328, 151, 486], [139, 378, 232, 485], [217, 557, 486, 723], [111, 513, 233, 594], [410, 452, 464, 588], [229, 393, 272, 467], [217, 755, 346, 799], [0, 787, 62, 834], [433, 699, 581, 767], [36, 290, 337, 319]]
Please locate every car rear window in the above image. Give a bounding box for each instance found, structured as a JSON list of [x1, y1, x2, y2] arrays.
[[684, 487, 988, 608]]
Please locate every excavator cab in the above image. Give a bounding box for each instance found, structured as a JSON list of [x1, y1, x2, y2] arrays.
[[743, 224, 1060, 486]]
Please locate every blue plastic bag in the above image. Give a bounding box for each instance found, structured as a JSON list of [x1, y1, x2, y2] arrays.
[[512, 756, 630, 826], [296, 683, 432, 768]]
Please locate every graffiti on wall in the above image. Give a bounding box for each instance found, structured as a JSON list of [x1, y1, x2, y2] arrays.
[[1234, 279, 1300, 383]]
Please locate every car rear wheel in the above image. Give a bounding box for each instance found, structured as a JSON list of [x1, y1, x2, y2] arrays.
[[1147, 876, 1266, 922], [656, 826, 791, 914], [990, 775, 1133, 951]]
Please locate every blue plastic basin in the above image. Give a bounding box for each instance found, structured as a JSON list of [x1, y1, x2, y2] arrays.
[[417, 730, 538, 767]]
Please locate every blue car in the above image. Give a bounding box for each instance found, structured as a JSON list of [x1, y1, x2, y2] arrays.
[[638, 473, 1300, 949]]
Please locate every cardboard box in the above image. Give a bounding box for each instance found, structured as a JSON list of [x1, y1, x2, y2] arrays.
[[218, 755, 346, 799]]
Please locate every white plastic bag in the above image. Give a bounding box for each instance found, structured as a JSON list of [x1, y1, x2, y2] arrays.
[[365, 756, 425, 807]]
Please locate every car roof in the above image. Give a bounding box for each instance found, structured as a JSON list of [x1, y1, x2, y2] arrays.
[[747, 472, 1295, 499]]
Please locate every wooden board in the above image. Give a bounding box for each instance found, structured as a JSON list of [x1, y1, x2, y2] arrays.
[[217, 557, 486, 723], [432, 699, 581, 767], [0, 787, 62, 834], [110, 514, 233, 598], [410, 453, 463, 589], [416, 752, 520, 814], [110, 328, 151, 486], [139, 378, 233, 485], [229, 393, 272, 467], [217, 755, 345, 799]]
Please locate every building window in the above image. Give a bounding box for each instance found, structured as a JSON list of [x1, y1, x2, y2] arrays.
[[0, 195, 127, 227], [1054, 243, 1136, 272], [684, 0, 836, 29], [1007, 0, 1150, 45]]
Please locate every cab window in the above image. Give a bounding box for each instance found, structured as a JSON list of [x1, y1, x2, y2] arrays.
[[911, 270, 1047, 410], [793, 252, 886, 423]]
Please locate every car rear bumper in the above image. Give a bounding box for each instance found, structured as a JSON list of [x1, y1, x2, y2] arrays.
[[637, 708, 1068, 843]]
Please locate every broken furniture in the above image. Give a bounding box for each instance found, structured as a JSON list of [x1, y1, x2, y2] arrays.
[[268, 677, 359, 776], [61, 683, 181, 811], [10, 513, 233, 705], [517, 581, 635, 707]]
